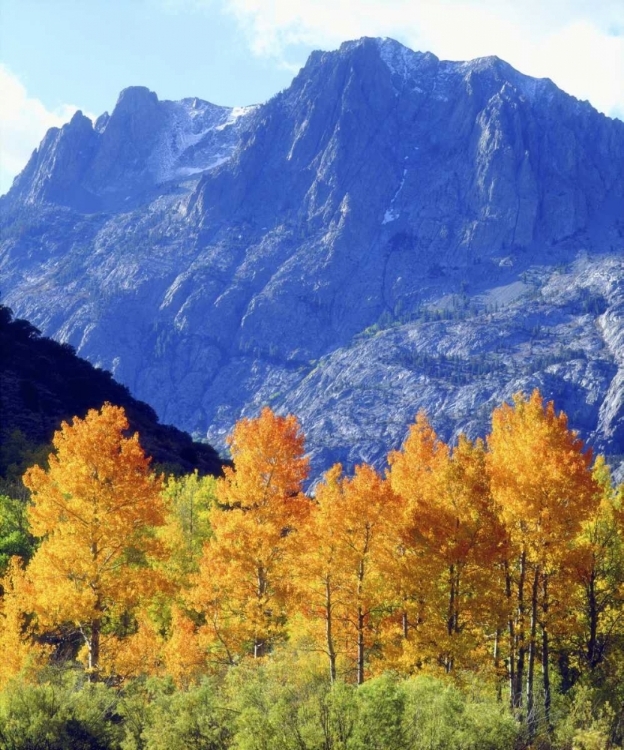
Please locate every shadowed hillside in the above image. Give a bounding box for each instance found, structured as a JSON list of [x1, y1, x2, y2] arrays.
[[0, 304, 224, 477]]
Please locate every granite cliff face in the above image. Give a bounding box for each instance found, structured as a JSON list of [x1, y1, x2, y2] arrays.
[[2, 38, 624, 475]]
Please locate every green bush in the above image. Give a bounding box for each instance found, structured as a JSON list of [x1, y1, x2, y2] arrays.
[[401, 675, 519, 750], [349, 674, 406, 750], [0, 673, 122, 750], [137, 679, 231, 750]]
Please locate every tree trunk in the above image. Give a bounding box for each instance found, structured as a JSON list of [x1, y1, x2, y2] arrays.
[[447, 564, 455, 637], [542, 575, 551, 730], [526, 566, 540, 738], [356, 546, 367, 685], [357, 605, 365, 685], [505, 560, 516, 712], [587, 568, 598, 669], [325, 577, 337, 683], [88, 618, 101, 682], [514, 550, 527, 713], [446, 563, 455, 673], [88, 541, 101, 683], [254, 564, 267, 658], [494, 628, 502, 703], [454, 567, 461, 635]]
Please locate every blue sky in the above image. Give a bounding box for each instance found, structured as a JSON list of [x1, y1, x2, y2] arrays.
[[1, 0, 622, 195]]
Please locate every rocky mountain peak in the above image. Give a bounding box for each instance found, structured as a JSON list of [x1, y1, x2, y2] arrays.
[[102, 85, 162, 141], [68, 109, 92, 127], [114, 85, 159, 110], [2, 83, 256, 214]]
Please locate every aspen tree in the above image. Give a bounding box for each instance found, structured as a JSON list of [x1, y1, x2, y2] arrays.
[[22, 404, 166, 680]]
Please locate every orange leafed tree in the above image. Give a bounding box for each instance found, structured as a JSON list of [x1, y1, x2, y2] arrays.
[[187, 407, 310, 667], [422, 434, 505, 673], [487, 390, 599, 729], [22, 404, 166, 680]]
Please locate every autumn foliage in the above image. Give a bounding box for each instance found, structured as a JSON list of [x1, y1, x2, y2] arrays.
[[9, 404, 166, 681], [185, 407, 310, 667], [2, 391, 623, 744]]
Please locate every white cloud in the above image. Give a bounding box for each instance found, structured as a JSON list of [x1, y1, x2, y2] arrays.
[[0, 65, 92, 196], [220, 0, 624, 119]]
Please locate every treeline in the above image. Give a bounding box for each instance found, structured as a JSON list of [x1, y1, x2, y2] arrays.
[[1, 392, 624, 749]]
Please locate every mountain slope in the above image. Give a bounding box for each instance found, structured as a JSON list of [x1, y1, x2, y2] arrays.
[[0, 305, 224, 476], [2, 37, 624, 473]]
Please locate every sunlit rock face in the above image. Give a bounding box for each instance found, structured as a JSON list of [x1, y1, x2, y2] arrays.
[[2, 37, 624, 476]]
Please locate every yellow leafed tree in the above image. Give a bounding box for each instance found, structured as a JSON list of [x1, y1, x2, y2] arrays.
[[563, 458, 624, 675], [22, 404, 166, 680], [487, 390, 599, 730], [0, 558, 49, 687], [389, 416, 505, 674], [387, 413, 450, 669], [293, 462, 400, 684]]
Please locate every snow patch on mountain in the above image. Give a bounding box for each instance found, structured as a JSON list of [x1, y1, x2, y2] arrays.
[[150, 99, 256, 183], [382, 168, 407, 224], [376, 38, 434, 83]]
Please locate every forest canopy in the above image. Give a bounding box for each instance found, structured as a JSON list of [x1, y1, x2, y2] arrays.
[[1, 393, 624, 750]]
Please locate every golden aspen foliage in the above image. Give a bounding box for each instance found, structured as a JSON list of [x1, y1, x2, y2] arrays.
[[162, 605, 208, 687], [389, 415, 505, 674], [388, 411, 448, 513], [338, 464, 400, 684], [4, 386, 623, 726], [187, 407, 310, 667], [21, 404, 167, 680], [0, 558, 49, 688], [428, 435, 506, 674], [488, 390, 597, 563], [99, 608, 165, 681], [293, 462, 399, 684], [289, 463, 348, 683], [564, 457, 624, 673], [217, 406, 309, 512], [113, 472, 218, 682], [386, 413, 451, 669], [487, 389, 600, 727]]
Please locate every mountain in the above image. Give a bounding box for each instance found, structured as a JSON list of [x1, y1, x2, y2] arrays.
[[0, 305, 224, 477], [2, 37, 624, 475], [6, 88, 256, 213]]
